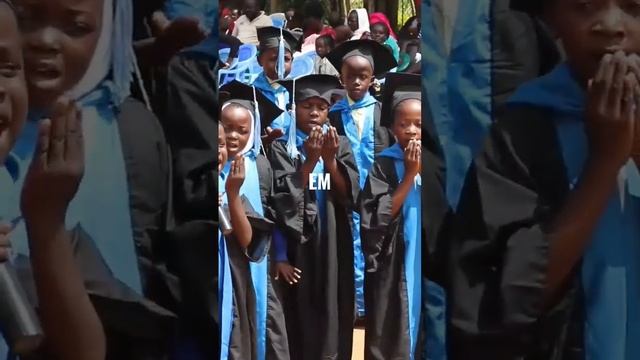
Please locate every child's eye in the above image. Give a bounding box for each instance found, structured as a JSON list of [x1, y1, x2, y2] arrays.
[[574, 0, 593, 11], [66, 22, 92, 37]]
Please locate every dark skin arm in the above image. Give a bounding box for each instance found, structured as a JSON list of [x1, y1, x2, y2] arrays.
[[391, 140, 421, 219], [544, 51, 638, 306], [225, 155, 253, 249], [21, 99, 105, 360], [322, 127, 349, 198]]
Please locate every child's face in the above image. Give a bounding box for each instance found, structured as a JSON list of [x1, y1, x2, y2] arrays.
[[222, 105, 252, 159], [371, 24, 388, 44], [347, 12, 358, 32], [259, 47, 292, 80], [550, 0, 640, 82], [392, 99, 421, 149], [0, 3, 28, 161], [315, 38, 331, 58], [17, 0, 103, 110], [296, 97, 329, 134], [231, 9, 239, 20], [242, 0, 259, 20], [218, 124, 228, 171], [285, 10, 294, 21], [340, 56, 374, 100], [335, 26, 352, 44]]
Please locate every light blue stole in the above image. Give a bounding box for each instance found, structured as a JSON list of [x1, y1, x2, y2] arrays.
[[379, 144, 422, 358]]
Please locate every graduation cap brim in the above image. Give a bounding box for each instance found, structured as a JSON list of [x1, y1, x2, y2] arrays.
[[277, 74, 342, 105], [220, 80, 283, 130], [326, 39, 398, 76], [380, 72, 421, 128], [257, 26, 303, 52]]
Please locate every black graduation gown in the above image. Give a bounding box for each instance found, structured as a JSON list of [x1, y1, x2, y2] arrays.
[[447, 105, 584, 360], [328, 102, 394, 156], [162, 47, 220, 358], [421, 87, 450, 285], [256, 153, 291, 360], [16, 98, 179, 359], [221, 196, 274, 360], [359, 154, 423, 360], [267, 137, 360, 360]]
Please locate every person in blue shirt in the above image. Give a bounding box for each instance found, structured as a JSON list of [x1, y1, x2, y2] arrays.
[[448, 0, 640, 359], [325, 39, 396, 321], [0, 1, 105, 359], [360, 72, 423, 360], [267, 74, 359, 360], [252, 26, 302, 143], [6, 0, 178, 358], [219, 80, 292, 360]]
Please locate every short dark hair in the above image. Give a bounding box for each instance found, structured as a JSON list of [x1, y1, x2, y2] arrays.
[[371, 22, 389, 35], [303, 1, 324, 20], [316, 35, 335, 49]]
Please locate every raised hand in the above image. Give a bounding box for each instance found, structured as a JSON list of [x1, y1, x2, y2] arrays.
[[261, 127, 284, 147], [624, 53, 640, 159], [303, 126, 324, 162], [225, 155, 245, 198], [321, 126, 340, 162], [21, 98, 84, 227], [586, 51, 636, 167], [404, 139, 421, 179]]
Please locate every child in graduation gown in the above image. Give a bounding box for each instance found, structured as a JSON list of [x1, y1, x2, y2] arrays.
[[219, 80, 291, 360], [325, 39, 396, 320], [218, 123, 279, 360], [449, 1, 640, 359], [360, 72, 423, 360], [0, 2, 106, 358], [251, 26, 303, 139], [5, 0, 177, 358], [267, 75, 360, 360]]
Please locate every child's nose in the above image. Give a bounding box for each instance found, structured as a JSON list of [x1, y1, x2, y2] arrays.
[[31, 27, 63, 53], [596, 7, 626, 37]]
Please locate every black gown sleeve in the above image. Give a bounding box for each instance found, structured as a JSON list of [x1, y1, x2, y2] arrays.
[[335, 136, 361, 209], [447, 105, 577, 358], [266, 141, 305, 243], [359, 157, 401, 273], [221, 195, 274, 262], [373, 102, 394, 155]]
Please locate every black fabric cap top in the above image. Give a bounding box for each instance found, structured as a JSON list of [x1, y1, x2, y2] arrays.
[[219, 80, 283, 130], [380, 72, 421, 127], [257, 26, 303, 52], [326, 39, 398, 76], [510, 0, 548, 15], [278, 74, 342, 105]]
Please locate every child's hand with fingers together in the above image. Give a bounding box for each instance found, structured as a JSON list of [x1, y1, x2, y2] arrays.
[[225, 155, 246, 199], [321, 126, 340, 163], [404, 139, 421, 180], [304, 126, 324, 163], [586, 51, 637, 168], [21, 97, 84, 229]]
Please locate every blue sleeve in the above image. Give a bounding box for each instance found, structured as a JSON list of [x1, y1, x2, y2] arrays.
[[272, 228, 288, 262]]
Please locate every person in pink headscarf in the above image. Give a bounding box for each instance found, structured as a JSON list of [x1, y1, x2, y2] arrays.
[[369, 12, 397, 40]]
